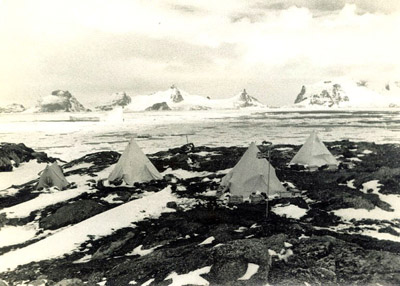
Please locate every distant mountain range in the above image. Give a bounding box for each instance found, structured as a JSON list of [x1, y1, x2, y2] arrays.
[[2, 80, 400, 113], [123, 85, 266, 111], [293, 79, 400, 108]]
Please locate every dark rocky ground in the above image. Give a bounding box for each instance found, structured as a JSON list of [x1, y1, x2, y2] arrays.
[[0, 141, 400, 285]]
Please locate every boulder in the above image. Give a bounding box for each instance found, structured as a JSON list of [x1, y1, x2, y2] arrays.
[[39, 200, 107, 230]]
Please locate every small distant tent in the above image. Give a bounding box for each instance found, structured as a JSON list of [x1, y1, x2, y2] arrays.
[[290, 131, 338, 169], [37, 162, 69, 190], [220, 142, 286, 198], [108, 138, 162, 185]]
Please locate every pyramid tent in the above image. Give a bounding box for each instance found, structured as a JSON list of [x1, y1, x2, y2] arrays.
[[220, 142, 286, 198], [108, 138, 163, 185], [290, 131, 338, 168], [37, 162, 69, 190]]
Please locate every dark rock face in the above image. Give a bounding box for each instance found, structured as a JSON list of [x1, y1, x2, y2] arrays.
[[0, 143, 55, 172], [0, 104, 25, 113], [145, 102, 171, 111], [170, 85, 184, 103], [39, 200, 107, 230], [237, 89, 261, 107], [295, 83, 350, 106], [38, 90, 88, 112], [63, 151, 120, 175], [96, 92, 131, 111], [294, 85, 307, 103]]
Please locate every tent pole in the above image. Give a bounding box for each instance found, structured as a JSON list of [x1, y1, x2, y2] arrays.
[[266, 148, 270, 219]]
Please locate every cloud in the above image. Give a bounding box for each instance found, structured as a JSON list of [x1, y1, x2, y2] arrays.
[[254, 0, 400, 14], [169, 4, 204, 14], [0, 0, 399, 107]]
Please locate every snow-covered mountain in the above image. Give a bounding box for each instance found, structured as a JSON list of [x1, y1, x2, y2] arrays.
[[124, 85, 266, 111], [293, 79, 400, 108], [35, 90, 89, 112], [95, 92, 132, 111], [0, 103, 25, 113]]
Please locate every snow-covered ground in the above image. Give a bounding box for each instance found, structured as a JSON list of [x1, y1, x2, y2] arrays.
[[0, 160, 47, 190], [0, 187, 178, 272]]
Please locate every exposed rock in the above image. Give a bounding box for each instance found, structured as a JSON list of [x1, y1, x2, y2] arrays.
[[294, 85, 307, 104], [235, 89, 262, 108], [145, 102, 171, 111], [170, 85, 184, 103], [39, 200, 107, 230], [166, 201, 178, 209], [0, 143, 55, 172], [96, 92, 131, 111], [0, 104, 25, 113], [210, 238, 271, 284], [92, 232, 135, 260], [37, 90, 88, 112]]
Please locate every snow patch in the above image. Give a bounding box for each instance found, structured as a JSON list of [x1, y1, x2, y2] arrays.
[[272, 204, 307, 219], [142, 278, 155, 286], [238, 263, 259, 281], [0, 224, 38, 248], [362, 180, 382, 193], [199, 236, 215, 245], [101, 193, 124, 204], [346, 179, 356, 189], [0, 160, 46, 190], [126, 245, 161, 257], [234, 226, 248, 233], [162, 168, 211, 179], [165, 266, 212, 286], [73, 254, 92, 264]]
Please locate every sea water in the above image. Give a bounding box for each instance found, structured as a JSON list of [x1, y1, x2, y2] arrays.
[[0, 109, 399, 161]]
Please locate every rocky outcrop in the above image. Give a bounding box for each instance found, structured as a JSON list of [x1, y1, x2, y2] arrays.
[[0, 143, 54, 172], [0, 104, 25, 113], [37, 90, 89, 112], [294, 86, 306, 104], [96, 92, 131, 111], [235, 89, 262, 108], [39, 200, 107, 230], [295, 83, 349, 107], [170, 85, 184, 103], [145, 102, 171, 111]]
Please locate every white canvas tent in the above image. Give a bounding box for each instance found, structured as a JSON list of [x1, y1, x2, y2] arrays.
[[37, 162, 69, 190], [108, 138, 162, 185], [290, 131, 338, 169], [220, 142, 286, 198]]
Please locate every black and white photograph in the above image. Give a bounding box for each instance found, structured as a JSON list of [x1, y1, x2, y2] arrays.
[[1, 0, 400, 285]]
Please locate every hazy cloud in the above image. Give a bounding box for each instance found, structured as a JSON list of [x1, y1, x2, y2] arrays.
[[170, 4, 204, 14], [0, 0, 399, 107], [254, 0, 400, 14]]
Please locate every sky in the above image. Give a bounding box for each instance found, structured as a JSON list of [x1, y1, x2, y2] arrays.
[[0, 0, 399, 107]]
